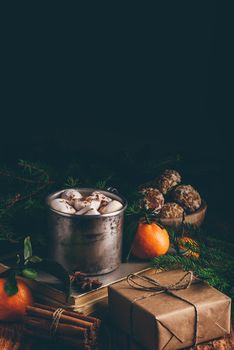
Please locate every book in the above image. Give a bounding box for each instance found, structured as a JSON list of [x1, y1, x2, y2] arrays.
[[69, 262, 153, 315], [0, 262, 156, 315]]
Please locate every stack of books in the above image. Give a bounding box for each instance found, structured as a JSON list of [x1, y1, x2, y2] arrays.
[[0, 262, 154, 315]]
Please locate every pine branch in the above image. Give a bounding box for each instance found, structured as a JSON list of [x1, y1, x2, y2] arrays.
[[0, 160, 55, 243], [95, 179, 109, 190], [0, 169, 42, 184], [151, 232, 234, 296], [64, 176, 81, 188], [18, 160, 50, 181], [0, 183, 51, 218]]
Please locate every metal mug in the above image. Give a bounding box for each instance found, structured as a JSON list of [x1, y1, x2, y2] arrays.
[[46, 188, 127, 275]]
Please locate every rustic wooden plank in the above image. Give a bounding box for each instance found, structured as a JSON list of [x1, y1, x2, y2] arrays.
[[0, 320, 233, 349]]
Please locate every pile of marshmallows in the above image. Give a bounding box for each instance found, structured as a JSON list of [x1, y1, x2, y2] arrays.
[[50, 189, 123, 216]]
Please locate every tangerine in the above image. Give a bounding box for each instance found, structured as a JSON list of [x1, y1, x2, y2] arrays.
[[132, 221, 170, 259], [0, 278, 33, 321]]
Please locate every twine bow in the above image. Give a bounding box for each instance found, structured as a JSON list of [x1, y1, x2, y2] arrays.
[[50, 308, 65, 336], [127, 270, 194, 293], [127, 270, 199, 347]]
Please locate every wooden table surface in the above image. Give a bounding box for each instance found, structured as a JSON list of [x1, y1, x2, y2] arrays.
[[0, 321, 233, 350]]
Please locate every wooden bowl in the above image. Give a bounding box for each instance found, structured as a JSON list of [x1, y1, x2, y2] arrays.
[[158, 200, 207, 229]]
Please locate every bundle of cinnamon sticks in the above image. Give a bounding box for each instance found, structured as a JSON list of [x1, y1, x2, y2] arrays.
[[24, 303, 101, 350]]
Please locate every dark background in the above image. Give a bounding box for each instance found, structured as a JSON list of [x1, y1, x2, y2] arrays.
[[1, 1, 233, 239]]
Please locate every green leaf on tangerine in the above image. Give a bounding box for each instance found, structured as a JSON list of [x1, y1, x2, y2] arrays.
[[22, 268, 38, 280], [24, 236, 32, 261], [29, 256, 42, 263]]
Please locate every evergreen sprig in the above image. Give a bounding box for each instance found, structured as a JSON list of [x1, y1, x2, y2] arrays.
[[152, 227, 234, 296], [65, 176, 81, 188], [0, 160, 54, 243], [95, 176, 112, 190]]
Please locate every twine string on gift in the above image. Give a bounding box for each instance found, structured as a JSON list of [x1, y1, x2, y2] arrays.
[[127, 270, 194, 293], [127, 271, 199, 347], [50, 308, 65, 337]]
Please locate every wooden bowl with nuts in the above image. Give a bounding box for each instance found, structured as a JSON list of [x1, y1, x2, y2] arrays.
[[158, 200, 207, 229], [141, 169, 207, 230]]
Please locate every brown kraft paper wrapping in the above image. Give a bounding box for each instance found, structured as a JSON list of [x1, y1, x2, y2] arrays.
[[108, 269, 231, 350]]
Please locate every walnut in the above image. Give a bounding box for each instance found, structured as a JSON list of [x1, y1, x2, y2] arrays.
[[173, 185, 201, 213], [157, 169, 181, 195], [160, 202, 184, 219], [140, 188, 164, 214]]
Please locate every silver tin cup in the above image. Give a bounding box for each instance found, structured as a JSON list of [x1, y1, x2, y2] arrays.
[[46, 188, 127, 275]]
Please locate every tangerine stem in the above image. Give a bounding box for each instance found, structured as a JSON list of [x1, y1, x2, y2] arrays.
[[144, 212, 151, 225]]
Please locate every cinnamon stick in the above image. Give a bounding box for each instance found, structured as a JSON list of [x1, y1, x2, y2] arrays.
[[34, 303, 101, 327], [24, 316, 89, 340], [24, 303, 101, 348], [26, 305, 95, 331]]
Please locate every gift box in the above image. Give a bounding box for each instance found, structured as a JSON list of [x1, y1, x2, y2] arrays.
[[108, 269, 231, 350]]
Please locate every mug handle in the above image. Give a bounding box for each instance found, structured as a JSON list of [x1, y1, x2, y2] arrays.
[[106, 187, 119, 195]]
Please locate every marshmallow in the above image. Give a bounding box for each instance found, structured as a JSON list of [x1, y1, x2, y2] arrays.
[[84, 208, 101, 215], [99, 200, 123, 214], [74, 197, 101, 211], [91, 191, 112, 204], [75, 206, 92, 215], [61, 189, 82, 204], [50, 198, 76, 214]]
